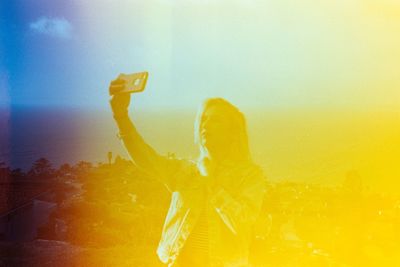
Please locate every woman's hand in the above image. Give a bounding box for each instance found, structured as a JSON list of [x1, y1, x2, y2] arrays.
[[109, 78, 131, 118]]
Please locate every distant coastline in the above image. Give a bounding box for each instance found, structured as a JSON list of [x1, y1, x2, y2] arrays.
[[1, 106, 399, 193]]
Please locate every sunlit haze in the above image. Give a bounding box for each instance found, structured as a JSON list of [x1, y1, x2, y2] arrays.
[[2, 0, 400, 110]]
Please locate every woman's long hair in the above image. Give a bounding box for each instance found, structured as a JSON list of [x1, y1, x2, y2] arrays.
[[194, 98, 251, 175]]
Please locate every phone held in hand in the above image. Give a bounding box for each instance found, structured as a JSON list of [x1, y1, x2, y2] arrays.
[[117, 71, 149, 94]]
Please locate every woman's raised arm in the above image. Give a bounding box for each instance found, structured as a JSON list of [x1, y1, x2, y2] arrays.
[[109, 78, 182, 188]]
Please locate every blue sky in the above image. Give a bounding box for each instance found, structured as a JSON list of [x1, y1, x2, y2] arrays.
[[1, 0, 400, 110], [1, 0, 91, 107]]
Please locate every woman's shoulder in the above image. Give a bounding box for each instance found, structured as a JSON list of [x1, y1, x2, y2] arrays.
[[234, 160, 267, 184]]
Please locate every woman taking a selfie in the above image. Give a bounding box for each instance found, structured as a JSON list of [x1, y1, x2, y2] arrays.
[[109, 77, 266, 267]]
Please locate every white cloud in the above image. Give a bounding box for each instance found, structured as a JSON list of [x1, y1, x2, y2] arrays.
[[29, 17, 73, 39]]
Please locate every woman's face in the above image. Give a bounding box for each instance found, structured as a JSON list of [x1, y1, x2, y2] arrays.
[[199, 105, 233, 158]]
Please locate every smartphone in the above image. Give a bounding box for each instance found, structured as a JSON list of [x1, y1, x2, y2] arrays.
[[117, 71, 149, 94]]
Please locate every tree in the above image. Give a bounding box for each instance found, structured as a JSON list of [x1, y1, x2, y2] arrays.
[[0, 162, 10, 181], [28, 157, 54, 179], [11, 168, 25, 179], [73, 161, 93, 174], [57, 163, 75, 179], [73, 161, 93, 182]]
